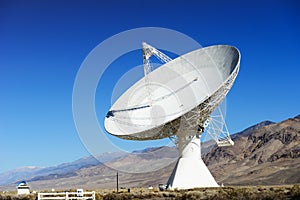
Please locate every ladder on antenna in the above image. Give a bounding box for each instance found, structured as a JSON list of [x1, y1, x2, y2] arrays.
[[142, 42, 172, 106]]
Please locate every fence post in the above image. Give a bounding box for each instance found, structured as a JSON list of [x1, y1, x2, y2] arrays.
[[92, 191, 95, 200], [65, 192, 68, 200]]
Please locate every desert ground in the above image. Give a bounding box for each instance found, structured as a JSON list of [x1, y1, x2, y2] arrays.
[[1, 185, 300, 200]]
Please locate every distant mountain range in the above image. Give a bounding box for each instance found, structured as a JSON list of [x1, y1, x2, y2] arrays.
[[0, 151, 127, 186], [0, 146, 179, 190], [0, 114, 299, 190]]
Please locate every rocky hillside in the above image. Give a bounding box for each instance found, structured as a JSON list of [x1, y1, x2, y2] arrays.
[[205, 114, 300, 185]]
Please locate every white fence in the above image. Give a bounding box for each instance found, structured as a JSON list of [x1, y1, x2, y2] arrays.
[[38, 192, 95, 200]]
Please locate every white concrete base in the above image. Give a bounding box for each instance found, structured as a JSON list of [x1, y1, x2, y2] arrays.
[[167, 136, 219, 189]]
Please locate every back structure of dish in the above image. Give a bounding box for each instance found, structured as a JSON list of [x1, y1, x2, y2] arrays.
[[104, 45, 240, 141]]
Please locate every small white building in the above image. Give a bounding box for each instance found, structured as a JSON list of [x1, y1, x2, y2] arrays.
[[17, 181, 30, 195]]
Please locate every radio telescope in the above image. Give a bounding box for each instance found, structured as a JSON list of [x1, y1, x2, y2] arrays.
[[104, 42, 240, 189]]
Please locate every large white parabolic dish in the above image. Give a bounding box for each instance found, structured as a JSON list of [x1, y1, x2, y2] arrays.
[[104, 45, 240, 141]]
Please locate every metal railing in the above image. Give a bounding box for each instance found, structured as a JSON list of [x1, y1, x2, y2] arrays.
[[38, 192, 95, 200]]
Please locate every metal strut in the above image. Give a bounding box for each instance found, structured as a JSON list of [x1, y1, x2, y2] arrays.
[[142, 42, 172, 106]]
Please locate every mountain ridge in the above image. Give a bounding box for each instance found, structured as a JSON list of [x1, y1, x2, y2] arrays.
[[0, 151, 127, 185], [204, 114, 300, 185]]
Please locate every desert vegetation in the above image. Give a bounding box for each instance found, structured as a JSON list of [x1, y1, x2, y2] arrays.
[[0, 193, 36, 200], [102, 185, 300, 200], [1, 185, 300, 200]]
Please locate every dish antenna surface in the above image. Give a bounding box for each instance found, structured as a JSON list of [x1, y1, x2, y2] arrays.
[[104, 42, 240, 189]]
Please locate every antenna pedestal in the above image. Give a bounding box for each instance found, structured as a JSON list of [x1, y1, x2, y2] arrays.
[[167, 136, 219, 189]]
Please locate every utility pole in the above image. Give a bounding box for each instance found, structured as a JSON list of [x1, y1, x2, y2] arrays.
[[116, 171, 119, 193]]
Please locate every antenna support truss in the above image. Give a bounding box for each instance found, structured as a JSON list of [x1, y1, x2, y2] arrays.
[[142, 42, 172, 106]]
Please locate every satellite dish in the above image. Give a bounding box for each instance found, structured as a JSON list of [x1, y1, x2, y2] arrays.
[[104, 42, 240, 189]]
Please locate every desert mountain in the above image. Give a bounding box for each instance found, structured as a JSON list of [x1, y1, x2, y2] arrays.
[[1, 114, 300, 190], [205, 114, 300, 185], [0, 151, 127, 186]]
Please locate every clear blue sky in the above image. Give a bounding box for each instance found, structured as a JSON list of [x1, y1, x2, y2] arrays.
[[0, 0, 299, 173]]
